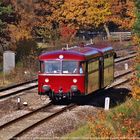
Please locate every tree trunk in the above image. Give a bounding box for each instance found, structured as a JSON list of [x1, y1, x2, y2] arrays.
[[104, 24, 111, 40]]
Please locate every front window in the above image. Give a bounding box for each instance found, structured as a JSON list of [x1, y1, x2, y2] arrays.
[[40, 60, 85, 74], [62, 61, 78, 74], [44, 61, 61, 73]]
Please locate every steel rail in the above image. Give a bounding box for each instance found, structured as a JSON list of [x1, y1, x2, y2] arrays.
[[0, 103, 76, 140], [0, 82, 38, 100], [0, 102, 52, 129], [114, 69, 135, 80], [115, 53, 136, 63], [0, 79, 37, 92], [12, 103, 76, 139]]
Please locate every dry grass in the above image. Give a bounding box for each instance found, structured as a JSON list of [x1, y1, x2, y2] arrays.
[[0, 67, 37, 88]]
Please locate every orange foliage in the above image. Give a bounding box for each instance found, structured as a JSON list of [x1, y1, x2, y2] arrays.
[[88, 111, 113, 138], [8, 25, 32, 42], [8, 0, 35, 43], [7, 0, 136, 44], [9, 0, 63, 42], [59, 23, 77, 43], [88, 109, 140, 138], [108, 0, 136, 29]]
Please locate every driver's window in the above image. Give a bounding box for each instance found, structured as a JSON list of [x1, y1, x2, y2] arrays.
[[79, 62, 85, 74], [62, 61, 78, 74]]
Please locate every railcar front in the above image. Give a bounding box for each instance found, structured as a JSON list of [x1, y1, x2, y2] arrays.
[[38, 50, 86, 101]]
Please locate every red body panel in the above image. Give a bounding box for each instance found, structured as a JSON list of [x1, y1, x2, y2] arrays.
[[38, 74, 85, 94]]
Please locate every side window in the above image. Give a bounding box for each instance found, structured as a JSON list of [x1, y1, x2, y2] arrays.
[[40, 61, 44, 73], [79, 62, 86, 74], [104, 54, 114, 67], [88, 58, 99, 73]]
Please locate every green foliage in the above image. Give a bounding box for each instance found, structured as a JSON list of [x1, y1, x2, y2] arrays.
[[136, 64, 140, 71], [0, 2, 13, 33], [63, 99, 140, 138], [62, 124, 90, 139], [136, 64, 140, 80], [35, 27, 60, 43], [0, 1, 14, 52], [16, 39, 39, 68], [133, 0, 140, 36], [0, 4, 12, 15], [132, 0, 140, 98]]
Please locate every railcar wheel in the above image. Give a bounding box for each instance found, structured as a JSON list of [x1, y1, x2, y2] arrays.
[[67, 92, 72, 100], [50, 96, 60, 103]]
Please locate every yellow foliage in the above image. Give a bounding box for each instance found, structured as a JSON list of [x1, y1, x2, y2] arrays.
[[8, 24, 32, 43], [132, 85, 140, 99], [53, 0, 111, 28]]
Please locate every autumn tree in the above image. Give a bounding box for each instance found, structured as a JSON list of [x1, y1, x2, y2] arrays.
[[2, 0, 40, 67], [52, 0, 110, 29], [102, 0, 135, 38], [51, 0, 135, 39], [5, 0, 136, 44], [108, 0, 136, 30], [0, 0, 13, 51], [31, 0, 64, 42], [9, 0, 35, 44]]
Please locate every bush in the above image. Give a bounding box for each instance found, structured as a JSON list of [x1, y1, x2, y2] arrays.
[[89, 99, 140, 139]]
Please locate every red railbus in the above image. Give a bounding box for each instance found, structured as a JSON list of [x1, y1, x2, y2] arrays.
[[38, 44, 114, 102]]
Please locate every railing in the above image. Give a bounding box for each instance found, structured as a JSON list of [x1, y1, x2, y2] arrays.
[[110, 32, 132, 41]]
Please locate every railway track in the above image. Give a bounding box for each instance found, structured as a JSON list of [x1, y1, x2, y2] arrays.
[[0, 102, 76, 140], [0, 53, 136, 100], [114, 45, 137, 52], [0, 80, 37, 100], [115, 53, 136, 63], [0, 67, 134, 139], [112, 69, 134, 87]]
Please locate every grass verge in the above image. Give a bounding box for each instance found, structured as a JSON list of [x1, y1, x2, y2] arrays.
[[62, 98, 140, 139]]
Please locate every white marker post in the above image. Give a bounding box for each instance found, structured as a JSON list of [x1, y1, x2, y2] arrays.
[[104, 97, 110, 110], [124, 63, 128, 70], [17, 97, 21, 110]]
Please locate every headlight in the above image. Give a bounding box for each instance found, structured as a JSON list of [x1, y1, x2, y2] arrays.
[[45, 78, 49, 83], [73, 79, 77, 83]]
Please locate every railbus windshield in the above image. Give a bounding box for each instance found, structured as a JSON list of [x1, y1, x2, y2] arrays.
[[40, 60, 84, 74]]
